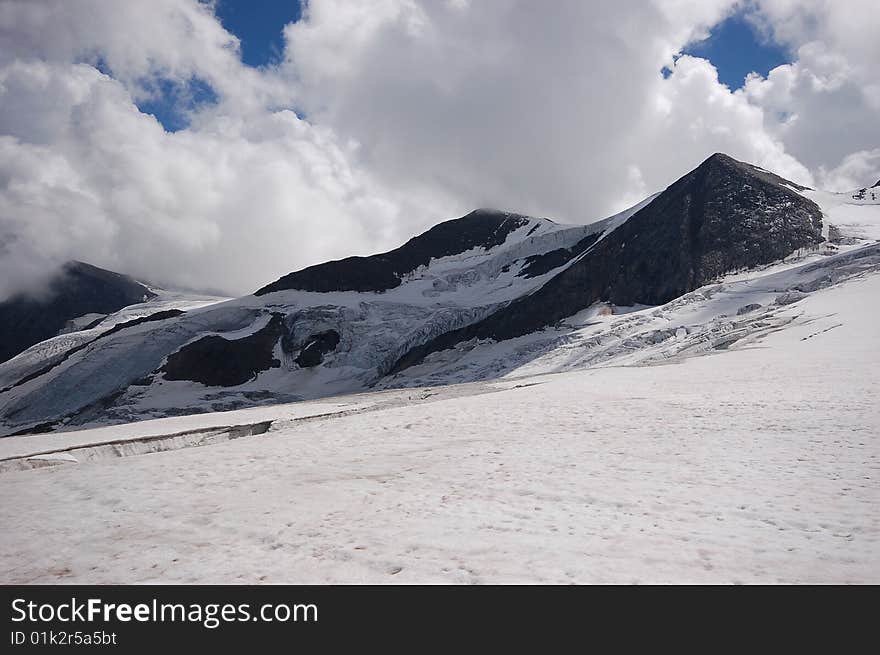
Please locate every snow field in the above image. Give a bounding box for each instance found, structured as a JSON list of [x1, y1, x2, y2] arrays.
[[0, 271, 876, 583]]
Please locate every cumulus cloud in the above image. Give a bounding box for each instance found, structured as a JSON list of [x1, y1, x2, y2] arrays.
[[813, 149, 880, 192], [0, 1, 418, 298], [742, 0, 880, 183], [0, 59, 409, 297], [0, 0, 877, 300], [283, 0, 750, 220], [0, 0, 278, 108]]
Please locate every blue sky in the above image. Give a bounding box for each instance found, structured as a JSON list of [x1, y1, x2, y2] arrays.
[[215, 0, 303, 67], [681, 12, 789, 88], [137, 0, 303, 131], [135, 77, 219, 133], [139, 2, 790, 132]]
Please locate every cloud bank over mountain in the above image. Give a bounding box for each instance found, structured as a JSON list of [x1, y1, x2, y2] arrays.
[[0, 0, 877, 298]]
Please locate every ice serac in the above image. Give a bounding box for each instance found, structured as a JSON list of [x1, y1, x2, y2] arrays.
[[392, 153, 823, 370], [255, 209, 530, 294], [0, 261, 154, 364]]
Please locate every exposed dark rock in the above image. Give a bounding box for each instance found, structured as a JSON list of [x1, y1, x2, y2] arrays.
[[255, 209, 529, 295], [110, 309, 184, 331], [733, 161, 812, 192], [873, 179, 879, 188], [295, 330, 341, 368], [517, 233, 600, 278], [161, 313, 284, 387], [6, 420, 59, 437], [0, 261, 154, 364], [518, 249, 571, 278], [390, 153, 824, 372]]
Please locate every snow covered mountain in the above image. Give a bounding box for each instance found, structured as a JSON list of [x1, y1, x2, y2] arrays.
[[0, 261, 157, 364], [1, 153, 878, 584], [2, 233, 878, 584], [0, 153, 877, 438]]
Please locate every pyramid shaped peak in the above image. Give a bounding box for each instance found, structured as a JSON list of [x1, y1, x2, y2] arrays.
[[698, 152, 752, 172], [690, 152, 810, 192], [704, 152, 737, 163]]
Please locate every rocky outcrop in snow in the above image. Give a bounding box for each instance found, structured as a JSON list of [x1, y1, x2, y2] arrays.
[[256, 209, 532, 294]]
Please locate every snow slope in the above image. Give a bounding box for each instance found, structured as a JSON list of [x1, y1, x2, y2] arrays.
[[0, 288, 228, 393], [5, 152, 871, 437], [0, 263, 876, 583], [1, 159, 878, 437], [382, 241, 880, 387], [0, 210, 624, 435], [804, 188, 880, 241], [0, 169, 877, 583]]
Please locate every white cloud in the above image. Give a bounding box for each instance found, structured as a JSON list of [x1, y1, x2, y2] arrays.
[[0, 0, 264, 101], [650, 54, 813, 188], [283, 0, 821, 219], [0, 0, 877, 300], [741, 0, 880, 180], [814, 149, 880, 192], [0, 59, 409, 298]]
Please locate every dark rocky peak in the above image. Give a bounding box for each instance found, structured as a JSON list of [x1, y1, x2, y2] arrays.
[[873, 179, 879, 188], [391, 153, 825, 371], [61, 261, 154, 299], [255, 209, 531, 296], [699, 152, 812, 192], [0, 261, 154, 364]]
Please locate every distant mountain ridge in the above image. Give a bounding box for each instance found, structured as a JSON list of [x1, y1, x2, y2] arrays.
[[0, 153, 861, 436], [391, 153, 823, 370], [257, 209, 534, 294], [0, 261, 153, 364]]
